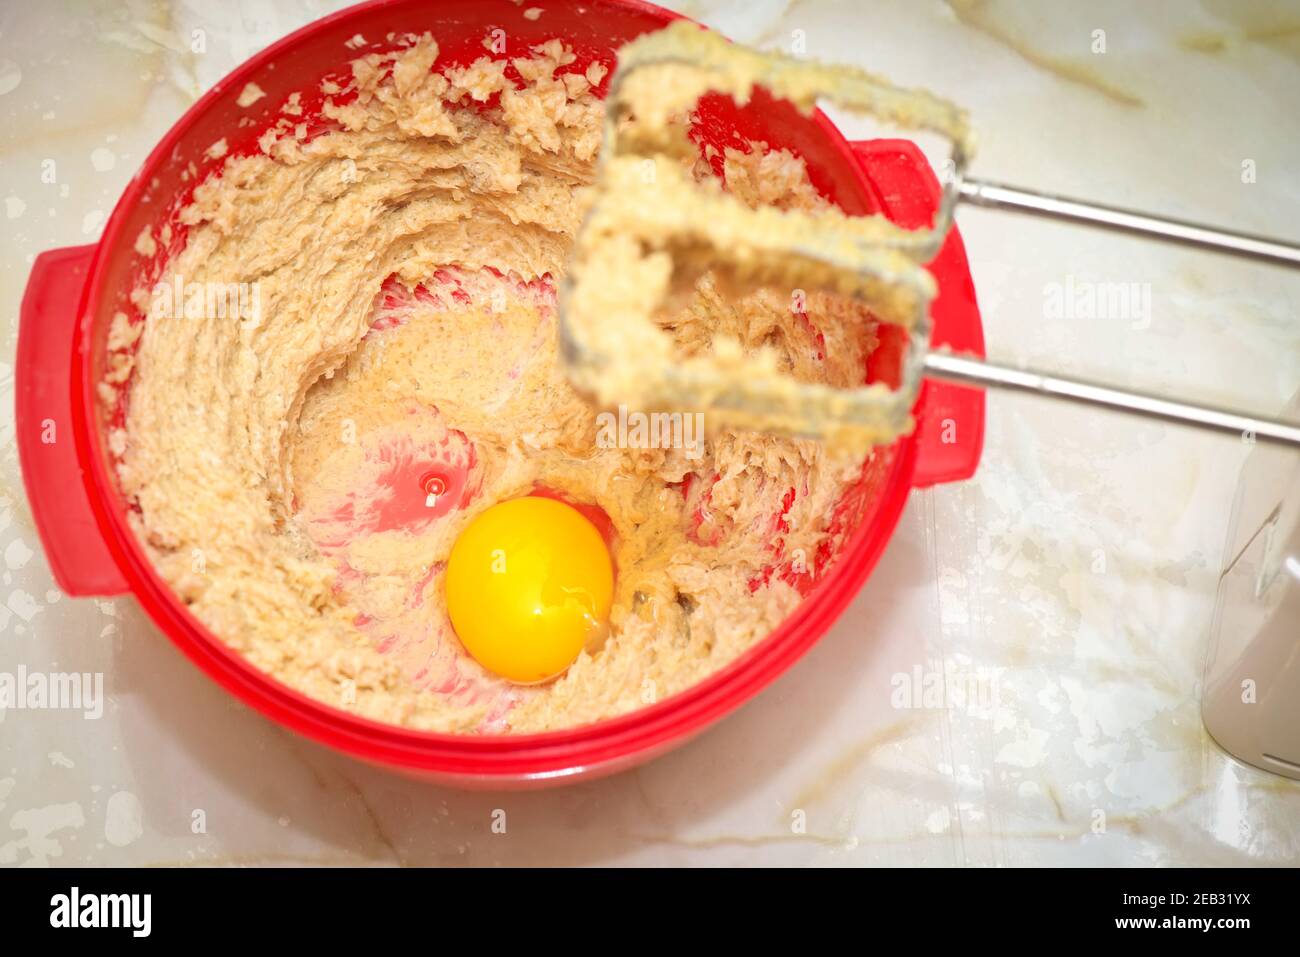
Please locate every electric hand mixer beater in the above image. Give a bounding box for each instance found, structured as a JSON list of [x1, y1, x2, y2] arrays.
[[559, 23, 1300, 778]]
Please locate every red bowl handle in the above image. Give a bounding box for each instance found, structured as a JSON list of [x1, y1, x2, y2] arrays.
[[17, 244, 129, 597], [848, 138, 986, 488]]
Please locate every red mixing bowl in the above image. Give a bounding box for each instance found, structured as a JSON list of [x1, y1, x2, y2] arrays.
[[16, 0, 985, 787]]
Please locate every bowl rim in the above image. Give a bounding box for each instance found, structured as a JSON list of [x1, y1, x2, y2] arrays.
[[68, 0, 923, 781]]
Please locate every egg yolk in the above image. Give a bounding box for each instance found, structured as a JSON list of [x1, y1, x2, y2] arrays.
[[444, 496, 614, 684]]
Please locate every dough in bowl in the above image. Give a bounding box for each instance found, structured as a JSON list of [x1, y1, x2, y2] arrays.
[[106, 35, 878, 733]]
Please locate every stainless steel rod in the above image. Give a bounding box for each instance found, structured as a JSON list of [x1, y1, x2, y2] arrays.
[[959, 178, 1300, 268], [923, 351, 1300, 449]]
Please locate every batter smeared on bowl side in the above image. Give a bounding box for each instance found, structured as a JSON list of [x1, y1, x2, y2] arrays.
[[106, 35, 879, 733]]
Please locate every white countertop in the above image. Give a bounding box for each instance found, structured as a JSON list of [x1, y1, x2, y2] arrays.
[[1, 0, 1297, 866]]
